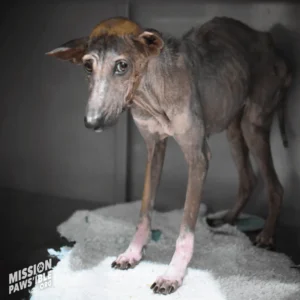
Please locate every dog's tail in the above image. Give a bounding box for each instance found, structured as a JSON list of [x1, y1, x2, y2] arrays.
[[277, 73, 292, 148]]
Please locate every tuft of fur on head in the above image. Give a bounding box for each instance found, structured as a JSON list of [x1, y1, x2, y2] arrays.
[[46, 17, 164, 63], [89, 17, 143, 39]]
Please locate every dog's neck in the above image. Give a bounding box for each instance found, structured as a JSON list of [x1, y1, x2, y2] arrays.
[[130, 35, 190, 126]]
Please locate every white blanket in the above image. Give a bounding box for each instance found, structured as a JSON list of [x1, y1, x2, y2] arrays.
[[30, 201, 300, 300]]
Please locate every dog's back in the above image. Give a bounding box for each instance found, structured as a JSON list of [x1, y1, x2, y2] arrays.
[[183, 17, 290, 136]]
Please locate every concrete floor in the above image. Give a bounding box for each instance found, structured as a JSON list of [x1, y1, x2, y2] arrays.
[[3, 188, 300, 299]]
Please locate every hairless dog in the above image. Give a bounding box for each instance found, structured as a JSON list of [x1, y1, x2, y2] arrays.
[[46, 16, 291, 294]]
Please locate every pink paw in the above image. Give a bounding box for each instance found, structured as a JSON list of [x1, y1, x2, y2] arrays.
[[111, 250, 143, 270], [150, 275, 183, 295]]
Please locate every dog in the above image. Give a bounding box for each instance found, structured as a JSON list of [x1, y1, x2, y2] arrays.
[[46, 16, 291, 294]]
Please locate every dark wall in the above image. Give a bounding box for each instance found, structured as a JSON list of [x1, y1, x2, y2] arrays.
[[0, 2, 129, 203]]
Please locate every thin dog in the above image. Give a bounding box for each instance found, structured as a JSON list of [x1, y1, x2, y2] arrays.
[[46, 16, 291, 294]]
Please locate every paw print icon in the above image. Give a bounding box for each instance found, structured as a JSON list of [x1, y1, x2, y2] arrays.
[[37, 263, 44, 273]]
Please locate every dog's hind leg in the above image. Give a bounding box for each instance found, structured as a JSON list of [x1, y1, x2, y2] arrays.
[[241, 104, 283, 249], [225, 112, 257, 223], [207, 111, 256, 227]]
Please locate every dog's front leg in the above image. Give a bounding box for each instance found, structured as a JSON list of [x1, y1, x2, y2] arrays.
[[112, 132, 167, 270], [151, 127, 208, 294]]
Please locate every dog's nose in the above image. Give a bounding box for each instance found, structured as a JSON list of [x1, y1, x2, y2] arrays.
[[84, 116, 101, 130]]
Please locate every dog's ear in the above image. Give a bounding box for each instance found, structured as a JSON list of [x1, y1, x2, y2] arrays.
[[46, 37, 89, 64], [136, 30, 164, 55]]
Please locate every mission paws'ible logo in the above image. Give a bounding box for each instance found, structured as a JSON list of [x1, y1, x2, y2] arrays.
[[9, 259, 53, 295]]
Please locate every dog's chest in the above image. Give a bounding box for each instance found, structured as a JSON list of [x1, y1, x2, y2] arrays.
[[132, 115, 173, 139]]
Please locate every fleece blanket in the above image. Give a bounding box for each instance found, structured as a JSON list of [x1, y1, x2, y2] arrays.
[[30, 201, 300, 300]]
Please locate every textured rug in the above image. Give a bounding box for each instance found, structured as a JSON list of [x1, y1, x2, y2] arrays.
[[30, 201, 300, 300]]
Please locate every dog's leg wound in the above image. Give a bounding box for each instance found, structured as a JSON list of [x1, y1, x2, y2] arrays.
[[151, 128, 208, 294], [112, 134, 167, 269]]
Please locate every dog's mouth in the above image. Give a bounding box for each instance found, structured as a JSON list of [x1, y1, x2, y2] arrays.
[[89, 107, 127, 133]]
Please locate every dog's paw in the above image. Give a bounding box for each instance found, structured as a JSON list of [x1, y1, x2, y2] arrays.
[[206, 212, 237, 228], [150, 276, 182, 295], [254, 231, 275, 251], [206, 217, 227, 228], [111, 251, 142, 270]]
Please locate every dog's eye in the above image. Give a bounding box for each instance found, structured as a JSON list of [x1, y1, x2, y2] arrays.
[[115, 60, 128, 75], [84, 60, 93, 74]]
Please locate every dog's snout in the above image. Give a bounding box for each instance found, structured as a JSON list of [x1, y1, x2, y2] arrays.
[[84, 115, 101, 130]]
